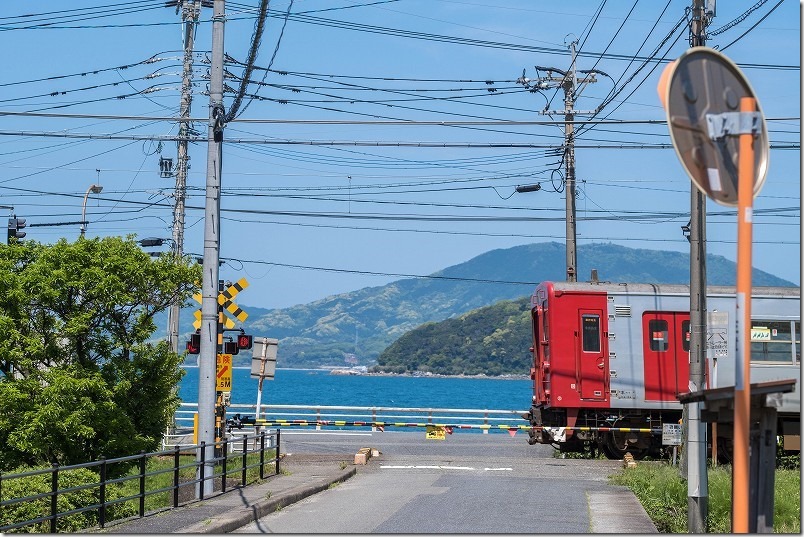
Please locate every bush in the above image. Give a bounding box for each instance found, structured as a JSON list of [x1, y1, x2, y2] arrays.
[[0, 466, 136, 533]]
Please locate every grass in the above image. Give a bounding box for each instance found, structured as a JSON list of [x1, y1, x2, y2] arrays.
[[610, 462, 801, 533]]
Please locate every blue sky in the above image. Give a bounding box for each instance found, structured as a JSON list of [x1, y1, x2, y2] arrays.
[[1, 0, 799, 309]]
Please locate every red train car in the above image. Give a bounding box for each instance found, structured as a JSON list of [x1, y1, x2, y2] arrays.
[[522, 281, 800, 459]]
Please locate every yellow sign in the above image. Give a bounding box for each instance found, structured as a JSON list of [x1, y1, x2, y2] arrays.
[[425, 425, 446, 441], [216, 353, 233, 391], [192, 278, 250, 330], [751, 327, 771, 341]]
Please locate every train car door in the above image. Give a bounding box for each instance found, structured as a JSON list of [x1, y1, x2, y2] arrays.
[[643, 312, 690, 401], [578, 309, 607, 400]]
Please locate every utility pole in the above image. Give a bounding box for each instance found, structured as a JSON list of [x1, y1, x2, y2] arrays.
[[167, 0, 203, 354], [517, 40, 598, 282], [197, 0, 225, 499], [685, 0, 714, 532]]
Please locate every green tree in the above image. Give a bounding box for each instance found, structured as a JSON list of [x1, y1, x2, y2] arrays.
[[0, 237, 199, 470]]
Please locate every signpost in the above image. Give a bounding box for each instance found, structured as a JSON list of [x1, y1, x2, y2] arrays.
[[659, 46, 769, 534], [662, 423, 683, 466], [251, 337, 279, 420]]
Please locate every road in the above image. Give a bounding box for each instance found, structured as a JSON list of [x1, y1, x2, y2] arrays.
[[233, 429, 645, 533]]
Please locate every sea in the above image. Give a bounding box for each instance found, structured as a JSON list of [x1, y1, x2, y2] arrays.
[[178, 366, 532, 411]]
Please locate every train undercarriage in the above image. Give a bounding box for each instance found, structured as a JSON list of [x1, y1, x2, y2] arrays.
[[524, 405, 681, 460], [523, 405, 801, 462]]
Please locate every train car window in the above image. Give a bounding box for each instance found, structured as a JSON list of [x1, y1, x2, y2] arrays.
[[795, 322, 800, 364], [750, 320, 794, 362], [542, 304, 549, 344], [681, 320, 691, 352], [648, 319, 669, 352], [581, 314, 600, 352]]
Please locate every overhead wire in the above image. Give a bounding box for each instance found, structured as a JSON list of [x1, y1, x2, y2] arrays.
[[4, 3, 798, 246], [717, 0, 786, 52], [225, 0, 271, 121], [235, 0, 295, 119], [575, 10, 687, 138], [0, 51, 189, 88], [0, 1, 166, 31]]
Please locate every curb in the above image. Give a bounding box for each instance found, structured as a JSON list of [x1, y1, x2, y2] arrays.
[[179, 467, 357, 534]]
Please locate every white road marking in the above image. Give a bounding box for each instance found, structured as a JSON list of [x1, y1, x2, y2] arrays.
[[381, 465, 476, 470], [282, 431, 373, 436], [483, 467, 513, 471]]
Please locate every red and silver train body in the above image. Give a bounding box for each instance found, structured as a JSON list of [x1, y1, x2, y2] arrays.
[[523, 281, 800, 459]]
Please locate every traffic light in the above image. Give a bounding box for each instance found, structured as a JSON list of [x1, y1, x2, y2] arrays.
[[224, 341, 239, 355], [7, 217, 26, 244], [186, 331, 200, 354], [237, 334, 253, 350]]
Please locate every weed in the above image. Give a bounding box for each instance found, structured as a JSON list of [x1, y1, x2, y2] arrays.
[[610, 462, 800, 533]]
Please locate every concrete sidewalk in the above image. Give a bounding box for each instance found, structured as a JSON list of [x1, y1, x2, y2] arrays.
[[97, 454, 356, 534]]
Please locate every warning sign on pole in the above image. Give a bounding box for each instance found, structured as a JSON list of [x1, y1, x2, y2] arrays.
[[216, 353, 232, 391]]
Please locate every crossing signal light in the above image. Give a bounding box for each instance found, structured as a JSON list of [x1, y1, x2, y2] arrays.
[[224, 341, 239, 355], [186, 331, 201, 354], [7, 217, 26, 244], [237, 334, 253, 350]]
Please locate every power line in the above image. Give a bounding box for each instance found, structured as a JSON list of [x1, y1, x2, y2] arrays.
[[0, 110, 797, 127], [218, 215, 799, 246]]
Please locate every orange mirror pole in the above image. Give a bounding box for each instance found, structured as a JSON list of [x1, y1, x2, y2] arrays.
[[732, 96, 757, 534]]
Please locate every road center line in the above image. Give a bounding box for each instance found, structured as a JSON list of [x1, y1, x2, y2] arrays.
[[381, 465, 476, 470]]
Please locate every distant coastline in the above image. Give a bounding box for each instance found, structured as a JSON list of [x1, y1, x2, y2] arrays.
[[180, 363, 528, 380]]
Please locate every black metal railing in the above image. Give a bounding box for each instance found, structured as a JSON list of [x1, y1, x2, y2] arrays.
[[0, 430, 280, 533]]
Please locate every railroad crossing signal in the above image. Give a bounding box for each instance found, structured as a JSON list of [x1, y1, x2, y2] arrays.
[[186, 331, 201, 354], [192, 277, 250, 330], [237, 334, 253, 350], [194, 309, 235, 330], [186, 277, 252, 354]]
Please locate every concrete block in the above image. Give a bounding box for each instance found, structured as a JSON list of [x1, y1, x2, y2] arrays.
[[354, 447, 372, 465]]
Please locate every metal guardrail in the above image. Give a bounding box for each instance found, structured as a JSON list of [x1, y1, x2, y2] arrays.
[[0, 430, 280, 533], [165, 403, 530, 447]]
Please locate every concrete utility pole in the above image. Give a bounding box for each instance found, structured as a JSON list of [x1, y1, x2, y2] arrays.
[[563, 41, 580, 282], [685, 0, 714, 532], [168, 0, 202, 354], [518, 40, 598, 282], [197, 0, 225, 499]]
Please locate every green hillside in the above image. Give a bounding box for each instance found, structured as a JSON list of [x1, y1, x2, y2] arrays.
[[162, 242, 795, 368], [373, 297, 532, 376]]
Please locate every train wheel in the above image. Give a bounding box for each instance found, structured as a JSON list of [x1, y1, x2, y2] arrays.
[[601, 419, 650, 460], [600, 439, 623, 460]]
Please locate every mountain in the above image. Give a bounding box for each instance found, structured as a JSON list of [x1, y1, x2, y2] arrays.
[[374, 297, 532, 376], [166, 242, 795, 368]]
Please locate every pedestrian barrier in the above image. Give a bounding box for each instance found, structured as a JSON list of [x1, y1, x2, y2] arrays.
[[0, 430, 280, 533]]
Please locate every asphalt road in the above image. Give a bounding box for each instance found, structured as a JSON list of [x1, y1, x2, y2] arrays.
[[233, 429, 639, 533]]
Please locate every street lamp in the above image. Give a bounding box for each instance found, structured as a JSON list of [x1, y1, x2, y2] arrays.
[[80, 184, 103, 237]]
